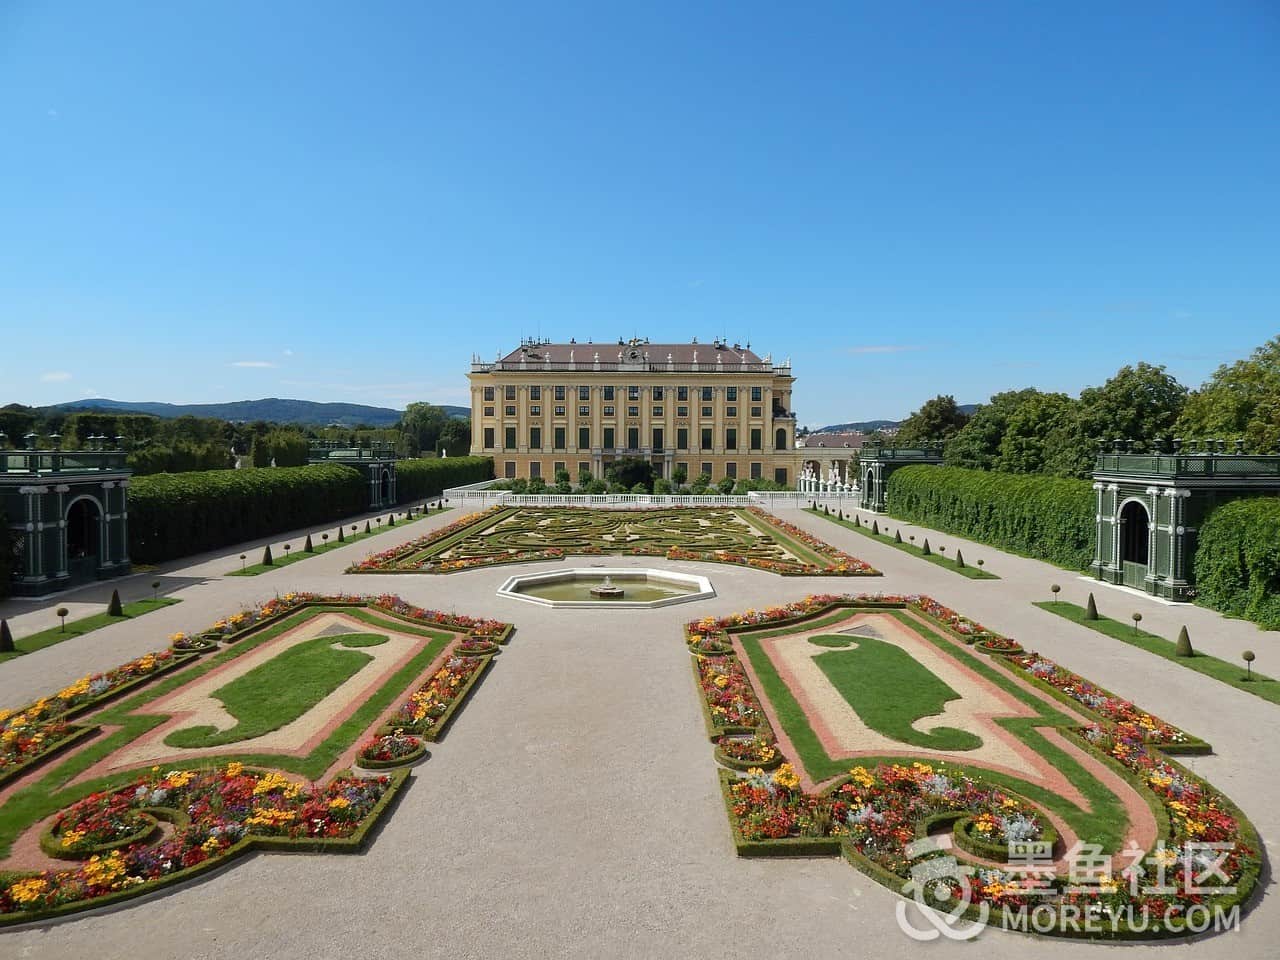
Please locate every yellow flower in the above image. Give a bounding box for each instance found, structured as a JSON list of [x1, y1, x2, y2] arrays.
[[7, 877, 49, 905], [61, 828, 86, 848], [83, 851, 127, 889], [849, 766, 876, 789], [164, 770, 194, 788], [329, 796, 351, 809], [772, 763, 800, 791], [202, 837, 221, 853], [226, 761, 245, 777], [1098, 874, 1120, 894]]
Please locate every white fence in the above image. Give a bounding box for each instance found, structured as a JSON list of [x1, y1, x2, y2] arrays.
[[441, 482, 859, 511]]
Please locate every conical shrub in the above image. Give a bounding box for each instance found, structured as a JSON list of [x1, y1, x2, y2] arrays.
[[921, 538, 931, 556], [304, 534, 314, 553], [853, 515, 861, 528], [262, 545, 274, 566], [388, 514, 395, 527], [107, 589, 123, 617], [894, 530, 902, 543], [0, 619, 13, 654], [1085, 593, 1098, 620], [1175, 626, 1194, 657], [954, 549, 965, 568], [871, 520, 879, 535], [337, 526, 345, 543], [364, 521, 371, 534]]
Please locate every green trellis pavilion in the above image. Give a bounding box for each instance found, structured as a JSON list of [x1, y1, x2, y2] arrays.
[[1, 433, 133, 596]]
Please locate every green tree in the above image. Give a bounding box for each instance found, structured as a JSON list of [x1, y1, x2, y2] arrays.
[[1176, 336, 1280, 453], [995, 392, 1076, 474], [605, 456, 654, 492], [945, 389, 1045, 471], [398, 403, 453, 457], [895, 395, 969, 446]]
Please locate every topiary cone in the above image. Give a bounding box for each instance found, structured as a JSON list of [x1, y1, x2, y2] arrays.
[[871, 520, 879, 535], [837, 509, 843, 520], [0, 619, 13, 654], [107, 589, 123, 617], [262, 544, 274, 566], [1084, 593, 1098, 621], [955, 549, 965, 568], [364, 520, 371, 534], [388, 514, 395, 526], [894, 530, 902, 543], [921, 538, 931, 556], [1175, 626, 1194, 657], [304, 534, 314, 553], [337, 526, 345, 543], [853, 515, 861, 528]]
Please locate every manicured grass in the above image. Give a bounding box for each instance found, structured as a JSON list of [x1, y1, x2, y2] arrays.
[[0, 598, 181, 663], [808, 636, 852, 648], [735, 607, 1133, 850], [805, 508, 999, 579], [1035, 601, 1280, 706], [812, 635, 983, 750], [0, 606, 456, 858], [226, 509, 448, 576], [165, 633, 388, 748]]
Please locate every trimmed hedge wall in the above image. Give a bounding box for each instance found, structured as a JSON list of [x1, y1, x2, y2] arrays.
[[1194, 497, 1280, 630], [0, 508, 10, 599], [128, 464, 367, 564], [885, 465, 1094, 570], [394, 456, 492, 504]]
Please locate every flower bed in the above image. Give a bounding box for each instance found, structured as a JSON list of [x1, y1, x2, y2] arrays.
[[694, 655, 764, 737], [356, 732, 426, 769], [168, 632, 220, 655], [0, 650, 189, 786], [0, 763, 401, 924], [382, 655, 490, 740], [41, 789, 159, 860], [973, 636, 1024, 656], [714, 733, 782, 771]]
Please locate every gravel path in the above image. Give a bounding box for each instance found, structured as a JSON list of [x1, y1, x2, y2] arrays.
[[0, 504, 1276, 959]]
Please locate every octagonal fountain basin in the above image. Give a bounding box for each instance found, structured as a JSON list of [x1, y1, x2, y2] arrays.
[[497, 568, 715, 608]]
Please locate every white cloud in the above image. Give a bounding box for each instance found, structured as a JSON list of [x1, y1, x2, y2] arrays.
[[846, 345, 923, 355], [40, 371, 72, 382], [231, 360, 277, 368]]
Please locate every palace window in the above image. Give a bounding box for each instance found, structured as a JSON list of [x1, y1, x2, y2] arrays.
[[505, 405, 516, 417], [701, 386, 713, 401], [701, 406, 712, 417], [725, 428, 737, 450], [750, 428, 762, 450], [700, 428, 713, 450], [751, 461, 762, 479], [579, 385, 590, 400], [726, 406, 736, 417], [725, 461, 737, 479], [603, 405, 614, 416], [652, 406, 663, 417], [628, 386, 640, 401], [677, 406, 688, 417], [677, 386, 688, 402], [652, 428, 664, 451], [554, 427, 566, 449], [628, 406, 639, 417], [483, 386, 494, 401], [751, 406, 762, 417], [677, 428, 688, 450], [627, 427, 639, 449], [554, 405, 566, 416], [504, 427, 516, 449], [652, 386, 664, 401], [530, 386, 541, 400], [483, 406, 494, 417], [555, 385, 565, 401], [579, 404, 591, 416], [726, 386, 737, 402], [530, 427, 542, 449], [505, 385, 516, 401], [578, 427, 590, 449], [603, 386, 615, 401], [483, 427, 494, 449], [751, 386, 762, 402], [530, 405, 540, 416], [603, 427, 615, 449]]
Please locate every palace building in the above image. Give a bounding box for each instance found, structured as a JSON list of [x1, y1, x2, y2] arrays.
[[467, 337, 802, 486]]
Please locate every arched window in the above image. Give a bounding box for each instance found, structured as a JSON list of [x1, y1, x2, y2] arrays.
[[775, 428, 787, 450], [1119, 500, 1150, 566]]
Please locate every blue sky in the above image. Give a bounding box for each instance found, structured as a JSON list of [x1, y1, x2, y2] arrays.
[[2, 2, 1277, 426]]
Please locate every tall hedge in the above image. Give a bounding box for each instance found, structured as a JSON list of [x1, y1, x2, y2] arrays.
[[395, 456, 492, 503], [0, 509, 10, 599], [886, 465, 1095, 569], [128, 464, 366, 564], [1194, 498, 1280, 629]]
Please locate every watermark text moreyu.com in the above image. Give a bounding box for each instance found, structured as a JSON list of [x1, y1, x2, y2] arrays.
[[999, 903, 1240, 936]]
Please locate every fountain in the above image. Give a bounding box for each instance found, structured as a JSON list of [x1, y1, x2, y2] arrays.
[[588, 575, 625, 599], [497, 568, 715, 608]]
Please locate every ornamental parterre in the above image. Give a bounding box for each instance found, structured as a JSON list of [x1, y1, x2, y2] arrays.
[[0, 594, 512, 925], [693, 594, 1261, 939], [346, 505, 879, 577]]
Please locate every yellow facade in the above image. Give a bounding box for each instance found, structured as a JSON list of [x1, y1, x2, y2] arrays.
[[467, 339, 802, 486]]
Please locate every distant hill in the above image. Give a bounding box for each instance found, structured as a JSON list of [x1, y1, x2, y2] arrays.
[[50, 397, 469, 428], [816, 404, 979, 434]]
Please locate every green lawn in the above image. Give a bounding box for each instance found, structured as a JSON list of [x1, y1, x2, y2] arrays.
[[165, 633, 389, 748], [813, 634, 982, 750], [735, 608, 1136, 851], [0, 598, 181, 663], [0, 606, 455, 858], [227, 510, 448, 576], [805, 508, 999, 579], [1035, 601, 1280, 706]]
